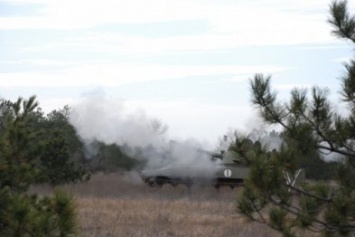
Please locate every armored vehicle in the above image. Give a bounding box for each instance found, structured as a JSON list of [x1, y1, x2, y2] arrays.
[[140, 150, 250, 189], [139, 139, 305, 190]]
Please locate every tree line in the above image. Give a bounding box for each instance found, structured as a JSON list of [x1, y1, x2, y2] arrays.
[[0, 95, 141, 236]]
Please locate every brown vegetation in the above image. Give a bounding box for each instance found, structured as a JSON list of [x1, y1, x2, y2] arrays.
[[31, 173, 283, 237]]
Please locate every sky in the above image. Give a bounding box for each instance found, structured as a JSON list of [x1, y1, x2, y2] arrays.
[[0, 0, 354, 146]]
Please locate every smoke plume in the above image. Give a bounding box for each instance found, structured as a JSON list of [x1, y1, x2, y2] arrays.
[[69, 90, 218, 172]]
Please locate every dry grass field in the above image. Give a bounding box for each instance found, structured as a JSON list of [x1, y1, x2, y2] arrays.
[[31, 172, 290, 237]]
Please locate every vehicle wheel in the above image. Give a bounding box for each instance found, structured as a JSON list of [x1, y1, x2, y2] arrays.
[[147, 178, 161, 188], [169, 181, 178, 187], [148, 180, 156, 187], [156, 180, 164, 187], [184, 179, 193, 188]]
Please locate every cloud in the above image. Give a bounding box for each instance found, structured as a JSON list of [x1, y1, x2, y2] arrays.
[[1, 59, 78, 66], [43, 30, 332, 56], [0, 0, 340, 48], [0, 62, 292, 87]]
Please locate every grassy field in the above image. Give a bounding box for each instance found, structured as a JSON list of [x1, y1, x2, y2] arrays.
[[32, 172, 282, 237]]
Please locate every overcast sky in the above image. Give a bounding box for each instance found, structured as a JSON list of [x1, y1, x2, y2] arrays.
[[0, 0, 354, 145]]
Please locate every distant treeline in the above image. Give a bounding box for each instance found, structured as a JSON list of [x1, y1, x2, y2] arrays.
[[0, 95, 339, 182]]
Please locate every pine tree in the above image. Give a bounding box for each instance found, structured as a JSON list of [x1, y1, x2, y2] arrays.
[[238, 1, 355, 236], [0, 96, 78, 237]]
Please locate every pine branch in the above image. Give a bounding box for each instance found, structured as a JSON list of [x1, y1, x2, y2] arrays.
[[328, 0, 355, 43], [288, 185, 332, 203]]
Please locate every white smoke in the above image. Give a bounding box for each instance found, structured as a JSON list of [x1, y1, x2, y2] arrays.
[[69, 90, 167, 149], [217, 127, 283, 152], [318, 141, 349, 162], [69, 90, 218, 172]]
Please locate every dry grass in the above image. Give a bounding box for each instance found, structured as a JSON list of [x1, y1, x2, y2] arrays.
[[31, 172, 282, 237]]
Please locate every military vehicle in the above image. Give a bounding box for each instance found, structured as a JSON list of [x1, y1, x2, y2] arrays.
[[140, 150, 250, 189], [139, 139, 305, 190]]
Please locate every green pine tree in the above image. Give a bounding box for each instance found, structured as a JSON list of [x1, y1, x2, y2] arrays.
[[238, 1, 355, 236], [0, 96, 78, 237]]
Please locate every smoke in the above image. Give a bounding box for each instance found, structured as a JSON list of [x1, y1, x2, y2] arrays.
[[69, 90, 167, 149], [249, 128, 346, 162], [217, 127, 283, 152], [69, 90, 218, 173], [318, 141, 347, 162]]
